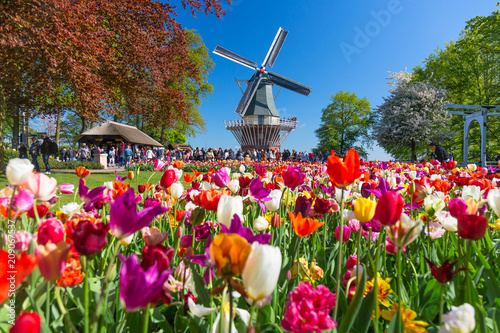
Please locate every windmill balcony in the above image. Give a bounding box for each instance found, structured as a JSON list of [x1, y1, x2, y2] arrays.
[[224, 117, 298, 129]]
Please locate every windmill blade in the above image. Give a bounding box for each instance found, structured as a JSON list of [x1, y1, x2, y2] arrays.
[[213, 45, 258, 70], [262, 28, 288, 68], [267, 71, 311, 96], [235, 76, 262, 115]]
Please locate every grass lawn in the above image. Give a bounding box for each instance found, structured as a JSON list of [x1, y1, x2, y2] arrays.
[[0, 170, 166, 206]]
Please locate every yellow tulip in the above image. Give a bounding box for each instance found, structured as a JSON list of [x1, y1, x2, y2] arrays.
[[354, 197, 377, 223]]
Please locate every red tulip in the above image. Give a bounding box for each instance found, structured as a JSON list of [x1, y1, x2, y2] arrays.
[[374, 191, 404, 226], [425, 258, 468, 284], [37, 218, 65, 245], [141, 244, 174, 273], [69, 220, 109, 256], [160, 169, 176, 188], [313, 197, 333, 215], [326, 149, 361, 188], [457, 214, 488, 240], [27, 204, 49, 219], [10, 311, 41, 333], [0, 251, 39, 304]]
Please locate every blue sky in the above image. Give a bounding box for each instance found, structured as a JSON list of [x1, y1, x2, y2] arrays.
[[175, 0, 497, 160]]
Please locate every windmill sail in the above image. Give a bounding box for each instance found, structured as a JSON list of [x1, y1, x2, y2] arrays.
[[267, 71, 312, 96], [262, 28, 288, 68], [234, 76, 262, 115], [213, 46, 258, 70]]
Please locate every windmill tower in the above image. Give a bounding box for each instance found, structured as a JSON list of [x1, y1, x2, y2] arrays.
[[214, 28, 311, 152]]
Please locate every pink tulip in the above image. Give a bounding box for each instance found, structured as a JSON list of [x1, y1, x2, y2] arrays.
[[142, 227, 169, 246], [36, 241, 71, 282], [11, 189, 35, 213], [374, 191, 404, 226], [19, 173, 58, 202], [4, 231, 33, 251], [58, 183, 75, 194], [37, 218, 65, 245], [154, 159, 166, 172], [335, 225, 351, 242]]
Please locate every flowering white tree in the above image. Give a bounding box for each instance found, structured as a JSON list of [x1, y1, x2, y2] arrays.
[[374, 71, 453, 162]]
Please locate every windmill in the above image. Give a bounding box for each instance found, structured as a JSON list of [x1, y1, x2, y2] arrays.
[[214, 27, 311, 152]]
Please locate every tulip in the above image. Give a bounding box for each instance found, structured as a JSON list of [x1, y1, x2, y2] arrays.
[[248, 178, 271, 203], [461, 185, 482, 202], [209, 233, 252, 278], [425, 258, 468, 284], [10, 189, 35, 214], [217, 195, 243, 228], [242, 242, 282, 301], [448, 198, 468, 218], [354, 198, 377, 223], [374, 191, 404, 226], [118, 254, 172, 312], [199, 189, 224, 212], [109, 188, 168, 239], [345, 255, 357, 270], [227, 179, 240, 193], [335, 225, 351, 242], [289, 211, 324, 237], [439, 303, 475, 333], [36, 241, 72, 282], [266, 190, 283, 212], [326, 149, 361, 188], [19, 173, 57, 202], [170, 182, 184, 199], [294, 195, 313, 217], [142, 227, 169, 246], [385, 236, 406, 254], [4, 231, 33, 251], [69, 220, 109, 256], [141, 244, 174, 273], [168, 165, 183, 182], [387, 213, 423, 248], [160, 169, 176, 188], [487, 189, 500, 217], [10, 311, 41, 333], [37, 218, 65, 245], [6, 158, 34, 185], [457, 214, 488, 240], [313, 197, 333, 215], [221, 214, 271, 244], [153, 159, 166, 172], [212, 167, 231, 188], [283, 165, 306, 190], [58, 183, 75, 194], [423, 194, 446, 217], [75, 166, 91, 178], [27, 204, 49, 219], [0, 250, 39, 304], [253, 216, 269, 232], [271, 212, 281, 228]]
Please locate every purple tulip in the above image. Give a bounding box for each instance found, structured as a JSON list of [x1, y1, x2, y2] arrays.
[[448, 198, 468, 218], [212, 167, 230, 189], [109, 189, 168, 239], [115, 170, 128, 182], [220, 214, 271, 245], [79, 179, 106, 204], [11, 189, 34, 213], [294, 196, 313, 217], [283, 165, 305, 191], [118, 254, 172, 312], [248, 178, 272, 213]]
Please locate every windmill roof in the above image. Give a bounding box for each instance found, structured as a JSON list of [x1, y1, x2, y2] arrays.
[[75, 121, 163, 147], [244, 81, 280, 117]]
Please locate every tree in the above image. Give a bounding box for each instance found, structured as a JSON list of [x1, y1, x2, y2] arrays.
[[0, 0, 228, 172], [315, 90, 373, 160], [373, 71, 453, 162], [413, 7, 500, 161]]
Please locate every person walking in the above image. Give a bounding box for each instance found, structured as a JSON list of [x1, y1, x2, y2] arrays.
[[18, 143, 28, 159], [40, 135, 52, 174], [124, 145, 133, 166], [29, 137, 41, 172]]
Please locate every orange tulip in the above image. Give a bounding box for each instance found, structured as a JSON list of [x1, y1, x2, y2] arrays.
[[56, 267, 84, 288], [172, 160, 184, 170], [75, 167, 91, 178], [210, 233, 252, 278], [111, 181, 130, 199], [127, 171, 134, 180], [199, 189, 224, 212], [326, 149, 361, 188], [289, 211, 325, 237], [183, 174, 195, 183], [192, 170, 202, 179], [175, 209, 185, 222]]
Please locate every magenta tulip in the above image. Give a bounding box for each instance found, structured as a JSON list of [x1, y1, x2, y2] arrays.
[[374, 191, 404, 226]]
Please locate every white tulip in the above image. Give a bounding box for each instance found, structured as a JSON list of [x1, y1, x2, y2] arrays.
[[239, 165, 246, 173], [227, 179, 240, 194], [217, 195, 243, 228], [202, 182, 213, 191], [435, 211, 458, 232], [60, 202, 80, 215], [253, 216, 269, 232], [6, 158, 34, 185], [103, 181, 114, 190], [423, 194, 446, 216], [242, 242, 282, 301], [467, 164, 477, 172], [487, 189, 500, 217], [461, 185, 482, 202], [264, 189, 282, 212], [170, 183, 184, 199], [439, 303, 475, 333]]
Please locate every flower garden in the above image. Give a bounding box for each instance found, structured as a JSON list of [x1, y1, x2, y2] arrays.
[[1, 150, 499, 333]]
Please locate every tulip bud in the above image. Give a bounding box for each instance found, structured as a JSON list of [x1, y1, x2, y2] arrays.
[[170, 183, 184, 199], [190, 207, 206, 226], [10, 311, 41, 333], [253, 216, 269, 232], [271, 212, 281, 228], [127, 171, 134, 180], [176, 226, 183, 238], [138, 185, 146, 193], [353, 198, 377, 223], [160, 169, 176, 188], [409, 180, 416, 194], [216, 195, 243, 228], [6, 158, 34, 185]]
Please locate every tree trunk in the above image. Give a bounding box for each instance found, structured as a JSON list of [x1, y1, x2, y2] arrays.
[[411, 140, 416, 163], [55, 109, 62, 145], [160, 125, 165, 145], [12, 107, 19, 150], [0, 84, 6, 173]]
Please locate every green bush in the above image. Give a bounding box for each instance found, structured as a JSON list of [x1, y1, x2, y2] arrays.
[[3, 149, 104, 170]]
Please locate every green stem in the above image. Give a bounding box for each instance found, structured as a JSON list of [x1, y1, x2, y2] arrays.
[[46, 281, 51, 324], [439, 283, 444, 325], [396, 249, 403, 332], [142, 303, 151, 333], [256, 306, 261, 333], [117, 313, 129, 333], [464, 240, 472, 304], [295, 237, 301, 286], [332, 189, 345, 322], [372, 229, 384, 333], [82, 256, 90, 333], [228, 283, 234, 333]]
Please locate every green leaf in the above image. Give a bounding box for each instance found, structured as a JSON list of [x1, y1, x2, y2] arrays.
[[354, 287, 376, 333], [189, 262, 211, 307], [386, 306, 403, 333], [338, 269, 367, 333]]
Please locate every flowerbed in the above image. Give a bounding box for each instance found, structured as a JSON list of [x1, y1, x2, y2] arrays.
[[1, 154, 499, 332]]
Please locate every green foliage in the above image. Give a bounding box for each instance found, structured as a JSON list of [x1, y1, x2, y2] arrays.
[[412, 7, 500, 162], [315, 90, 373, 160], [3, 149, 103, 170]]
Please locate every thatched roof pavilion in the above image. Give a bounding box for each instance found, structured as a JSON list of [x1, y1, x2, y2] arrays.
[[75, 121, 162, 147]]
